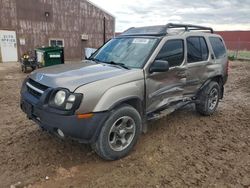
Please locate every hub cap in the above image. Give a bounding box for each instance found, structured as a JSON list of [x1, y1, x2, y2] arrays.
[[108, 116, 136, 151], [208, 88, 219, 110]]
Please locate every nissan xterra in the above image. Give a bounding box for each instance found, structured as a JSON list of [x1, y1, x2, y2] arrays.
[[20, 23, 228, 160]]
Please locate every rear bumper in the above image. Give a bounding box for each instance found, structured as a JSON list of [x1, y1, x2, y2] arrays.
[[20, 92, 109, 143]]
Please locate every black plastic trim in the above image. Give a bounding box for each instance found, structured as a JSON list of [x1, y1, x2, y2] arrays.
[[20, 94, 110, 143]]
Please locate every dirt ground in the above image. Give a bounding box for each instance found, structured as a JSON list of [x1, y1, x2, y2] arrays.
[[0, 61, 249, 188]]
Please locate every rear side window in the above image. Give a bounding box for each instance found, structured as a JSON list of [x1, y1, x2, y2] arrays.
[[156, 39, 184, 67], [187, 36, 209, 63], [209, 37, 226, 59]]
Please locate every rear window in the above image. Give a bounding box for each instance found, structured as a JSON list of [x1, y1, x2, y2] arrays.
[[209, 37, 226, 59]]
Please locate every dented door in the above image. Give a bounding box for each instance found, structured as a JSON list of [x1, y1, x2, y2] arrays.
[[145, 39, 187, 113]]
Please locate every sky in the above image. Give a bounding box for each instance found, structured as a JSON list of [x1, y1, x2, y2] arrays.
[[89, 0, 250, 32]]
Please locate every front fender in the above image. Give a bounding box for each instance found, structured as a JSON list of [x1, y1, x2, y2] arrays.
[[74, 69, 145, 114], [93, 80, 144, 112]]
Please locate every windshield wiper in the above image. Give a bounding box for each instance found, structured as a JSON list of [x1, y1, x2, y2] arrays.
[[88, 58, 130, 70], [87, 57, 101, 63], [102, 61, 130, 70]]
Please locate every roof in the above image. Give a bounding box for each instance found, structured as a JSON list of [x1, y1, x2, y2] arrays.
[[120, 23, 214, 37], [86, 0, 115, 18]]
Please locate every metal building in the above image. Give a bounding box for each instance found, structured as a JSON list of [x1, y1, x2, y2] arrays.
[[216, 31, 250, 51], [0, 0, 115, 63]]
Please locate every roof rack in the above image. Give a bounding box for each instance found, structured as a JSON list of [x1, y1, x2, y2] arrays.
[[166, 23, 214, 33], [121, 25, 168, 36], [120, 23, 214, 36]]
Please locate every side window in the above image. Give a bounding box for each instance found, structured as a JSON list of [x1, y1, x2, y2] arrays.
[[187, 36, 208, 63], [49, 39, 64, 47], [200, 37, 209, 60], [156, 39, 184, 67], [209, 37, 226, 59]]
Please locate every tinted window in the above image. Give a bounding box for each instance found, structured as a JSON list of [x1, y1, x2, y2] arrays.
[[187, 37, 208, 63], [156, 40, 184, 67], [209, 37, 226, 59], [201, 38, 209, 60]]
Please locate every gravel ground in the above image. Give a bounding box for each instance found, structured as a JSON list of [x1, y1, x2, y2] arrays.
[[0, 61, 249, 188]]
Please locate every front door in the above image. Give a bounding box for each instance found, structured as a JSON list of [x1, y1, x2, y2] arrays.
[[0, 30, 18, 63], [146, 39, 187, 113]]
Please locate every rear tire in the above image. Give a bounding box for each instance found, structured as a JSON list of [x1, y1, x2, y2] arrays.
[[196, 81, 220, 116], [91, 104, 142, 160]]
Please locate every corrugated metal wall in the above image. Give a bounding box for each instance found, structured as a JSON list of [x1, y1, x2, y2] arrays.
[[216, 31, 250, 51], [0, 0, 115, 60]]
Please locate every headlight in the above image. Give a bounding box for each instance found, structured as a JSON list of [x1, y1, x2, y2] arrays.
[[65, 94, 76, 110], [49, 89, 82, 111], [54, 90, 66, 106]]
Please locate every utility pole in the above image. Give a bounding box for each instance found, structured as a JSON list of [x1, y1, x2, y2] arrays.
[[103, 17, 106, 44]]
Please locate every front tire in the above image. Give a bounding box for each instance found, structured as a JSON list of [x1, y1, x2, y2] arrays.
[[196, 81, 220, 116], [91, 104, 142, 160]]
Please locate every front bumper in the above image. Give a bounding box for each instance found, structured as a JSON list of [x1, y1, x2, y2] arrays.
[[20, 91, 109, 143]]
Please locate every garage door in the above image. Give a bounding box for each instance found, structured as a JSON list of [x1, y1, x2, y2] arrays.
[[0, 30, 18, 63]]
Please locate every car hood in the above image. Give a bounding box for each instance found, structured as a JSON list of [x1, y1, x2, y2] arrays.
[[29, 61, 139, 91]]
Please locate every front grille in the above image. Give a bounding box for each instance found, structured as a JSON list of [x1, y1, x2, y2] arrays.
[[28, 79, 48, 91], [26, 79, 49, 98], [27, 86, 42, 98]]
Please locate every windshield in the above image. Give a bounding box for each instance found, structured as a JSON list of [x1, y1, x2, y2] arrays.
[[92, 37, 159, 68]]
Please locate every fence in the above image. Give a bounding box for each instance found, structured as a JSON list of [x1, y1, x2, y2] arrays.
[[224, 41, 250, 60]]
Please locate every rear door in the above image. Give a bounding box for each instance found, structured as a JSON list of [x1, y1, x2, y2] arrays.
[[185, 36, 210, 95], [208, 37, 228, 79], [146, 38, 187, 113]]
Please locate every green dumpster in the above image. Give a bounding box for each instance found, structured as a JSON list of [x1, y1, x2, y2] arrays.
[[35, 46, 64, 67]]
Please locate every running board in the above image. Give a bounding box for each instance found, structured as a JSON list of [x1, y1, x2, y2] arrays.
[[147, 101, 191, 121]]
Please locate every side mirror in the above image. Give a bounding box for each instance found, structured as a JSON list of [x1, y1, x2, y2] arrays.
[[149, 60, 170, 73]]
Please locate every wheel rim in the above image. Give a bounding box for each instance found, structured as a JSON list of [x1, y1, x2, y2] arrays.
[[108, 116, 136, 152], [208, 88, 219, 110]]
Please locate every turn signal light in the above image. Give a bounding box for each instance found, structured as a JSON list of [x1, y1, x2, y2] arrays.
[[77, 113, 94, 119]]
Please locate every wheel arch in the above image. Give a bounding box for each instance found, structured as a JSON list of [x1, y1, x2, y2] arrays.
[[197, 75, 224, 99], [109, 97, 144, 117], [108, 97, 148, 134]]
